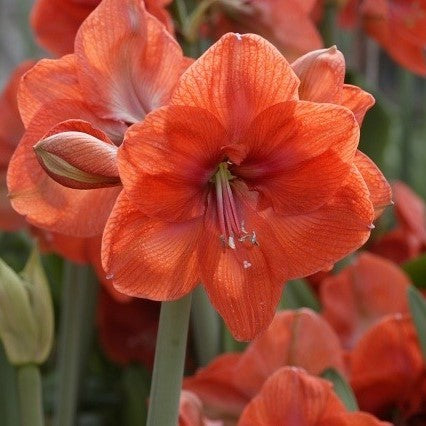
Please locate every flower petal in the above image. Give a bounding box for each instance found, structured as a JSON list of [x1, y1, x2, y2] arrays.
[[171, 33, 299, 138], [341, 84, 375, 125], [119, 105, 227, 221], [74, 0, 188, 123], [264, 167, 375, 280], [237, 101, 359, 215], [18, 55, 83, 127], [320, 252, 411, 349], [101, 192, 201, 300], [354, 151, 392, 217], [7, 100, 122, 237]]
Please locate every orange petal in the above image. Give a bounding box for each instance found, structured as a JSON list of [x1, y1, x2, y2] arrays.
[[350, 314, 424, 415], [291, 46, 345, 104], [238, 101, 359, 215], [341, 85, 375, 125], [34, 119, 120, 190], [238, 367, 345, 425], [74, 0, 188, 123], [234, 309, 346, 396], [198, 187, 284, 341], [179, 390, 221, 426], [119, 105, 227, 222], [263, 167, 374, 281], [320, 252, 411, 349], [171, 33, 300, 138], [183, 354, 247, 421], [18, 55, 83, 127], [101, 192, 201, 300], [7, 100, 122, 237], [354, 151, 392, 218]]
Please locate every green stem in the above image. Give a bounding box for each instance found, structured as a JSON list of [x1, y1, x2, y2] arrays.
[[320, 1, 336, 47], [53, 262, 97, 426], [17, 364, 43, 426], [146, 293, 192, 426], [191, 285, 221, 366], [0, 342, 19, 426], [399, 69, 416, 184]]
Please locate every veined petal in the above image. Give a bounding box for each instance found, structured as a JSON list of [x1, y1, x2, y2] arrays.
[[198, 186, 284, 342], [7, 100, 122, 237], [34, 119, 120, 190], [18, 55, 83, 127], [171, 33, 300, 139], [75, 0, 188, 123], [291, 46, 345, 104], [263, 168, 375, 281], [101, 192, 201, 300], [119, 106, 228, 221], [341, 85, 375, 125], [320, 253, 410, 350], [354, 151, 392, 218], [237, 101, 359, 215]]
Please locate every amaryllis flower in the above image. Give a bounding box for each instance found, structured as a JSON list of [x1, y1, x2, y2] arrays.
[[205, 0, 323, 62], [0, 61, 34, 231], [239, 367, 390, 426], [8, 0, 189, 239], [183, 309, 345, 421], [96, 288, 159, 367], [103, 33, 386, 340], [320, 252, 411, 350], [31, 0, 174, 56], [340, 0, 426, 76], [179, 391, 223, 426], [291, 46, 392, 218], [371, 181, 426, 263], [350, 314, 426, 421]]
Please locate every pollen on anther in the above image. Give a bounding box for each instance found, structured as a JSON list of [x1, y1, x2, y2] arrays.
[[228, 236, 236, 249], [235, 33, 242, 41], [106, 273, 114, 280], [243, 260, 252, 269], [367, 224, 375, 230]]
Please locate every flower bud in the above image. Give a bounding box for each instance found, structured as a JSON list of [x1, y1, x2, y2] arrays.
[[34, 119, 120, 190], [0, 248, 54, 365]]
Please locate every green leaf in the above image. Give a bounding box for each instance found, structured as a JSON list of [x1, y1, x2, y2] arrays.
[[403, 254, 426, 289], [279, 279, 321, 312], [407, 286, 426, 360], [321, 368, 359, 412]]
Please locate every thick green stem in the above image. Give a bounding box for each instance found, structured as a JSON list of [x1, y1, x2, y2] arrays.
[[53, 262, 97, 426], [146, 293, 192, 426], [191, 285, 221, 366], [0, 342, 19, 426], [320, 1, 336, 47], [17, 364, 43, 426], [399, 69, 416, 184]]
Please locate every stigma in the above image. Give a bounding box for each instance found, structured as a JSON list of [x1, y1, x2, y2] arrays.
[[214, 162, 257, 250]]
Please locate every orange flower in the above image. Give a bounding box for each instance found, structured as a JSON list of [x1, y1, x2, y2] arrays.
[[183, 309, 345, 421], [206, 0, 323, 62], [7, 0, 189, 238], [31, 0, 174, 56], [371, 181, 426, 263], [104, 33, 383, 340], [340, 0, 426, 75], [350, 314, 426, 420], [239, 367, 390, 426], [0, 61, 35, 231], [320, 252, 410, 350], [291, 46, 392, 218], [96, 288, 159, 367]]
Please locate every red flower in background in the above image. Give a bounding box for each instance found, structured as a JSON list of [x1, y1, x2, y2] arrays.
[[206, 0, 323, 62], [183, 309, 345, 421], [31, 0, 174, 56], [238, 367, 390, 426], [7, 0, 188, 239], [340, 0, 426, 75], [350, 314, 426, 422], [320, 252, 410, 349], [371, 181, 426, 264], [96, 288, 160, 367], [103, 33, 383, 340]]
